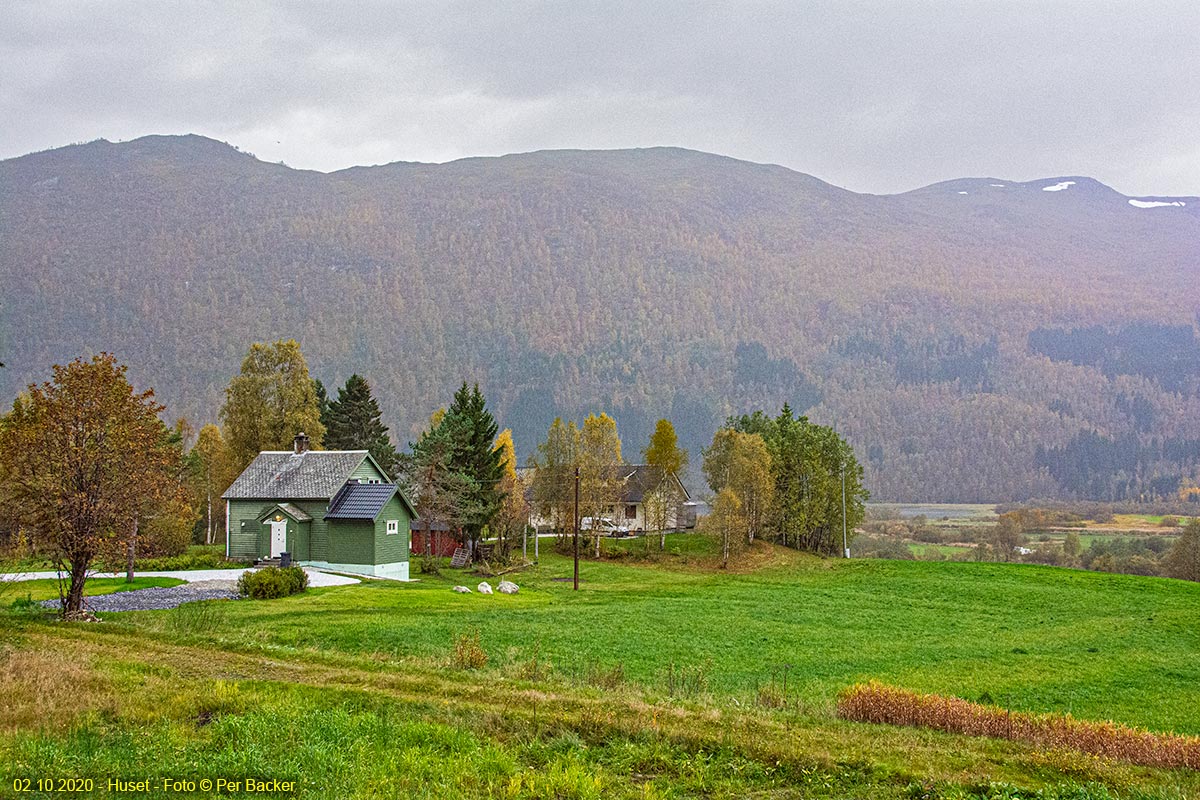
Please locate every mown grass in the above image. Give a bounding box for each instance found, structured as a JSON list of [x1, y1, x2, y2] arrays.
[[4, 577, 185, 605], [2, 623, 1197, 799], [101, 539, 1200, 735], [3, 541, 1200, 798]]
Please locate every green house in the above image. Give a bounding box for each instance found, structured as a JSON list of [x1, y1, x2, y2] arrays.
[[222, 433, 417, 580]]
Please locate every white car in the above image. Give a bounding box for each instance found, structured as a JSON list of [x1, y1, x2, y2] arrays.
[[580, 516, 631, 537]]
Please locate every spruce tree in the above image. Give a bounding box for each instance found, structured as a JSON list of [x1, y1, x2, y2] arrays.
[[324, 374, 399, 477], [313, 378, 331, 431], [441, 382, 505, 554]]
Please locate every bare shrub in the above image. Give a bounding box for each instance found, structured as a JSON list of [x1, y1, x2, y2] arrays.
[[452, 629, 488, 670], [663, 661, 710, 698]]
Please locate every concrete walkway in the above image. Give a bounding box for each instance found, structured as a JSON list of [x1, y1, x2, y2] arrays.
[[0, 567, 360, 587]]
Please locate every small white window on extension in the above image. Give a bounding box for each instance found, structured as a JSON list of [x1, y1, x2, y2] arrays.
[[386, 520, 398, 535]]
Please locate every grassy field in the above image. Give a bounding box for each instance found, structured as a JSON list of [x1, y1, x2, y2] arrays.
[[871, 503, 999, 522], [3, 538, 1200, 798]]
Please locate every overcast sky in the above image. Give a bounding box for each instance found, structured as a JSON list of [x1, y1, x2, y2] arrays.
[[2, 1, 1197, 195]]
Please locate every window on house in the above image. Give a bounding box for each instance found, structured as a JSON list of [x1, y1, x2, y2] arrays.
[[386, 520, 398, 535], [625, 505, 638, 520]]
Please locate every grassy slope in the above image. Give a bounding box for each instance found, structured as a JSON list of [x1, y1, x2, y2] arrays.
[[3, 540, 1199, 798]]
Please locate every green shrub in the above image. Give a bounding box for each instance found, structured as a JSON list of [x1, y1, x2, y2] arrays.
[[136, 548, 242, 571], [237, 566, 308, 600]]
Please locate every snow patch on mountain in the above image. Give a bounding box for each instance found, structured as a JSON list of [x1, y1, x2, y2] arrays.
[[1128, 199, 1186, 209], [1042, 181, 1075, 192]]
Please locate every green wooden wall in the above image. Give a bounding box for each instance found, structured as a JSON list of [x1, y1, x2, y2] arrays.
[[374, 494, 412, 565]]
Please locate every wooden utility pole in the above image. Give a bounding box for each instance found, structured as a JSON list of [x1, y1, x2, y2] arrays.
[[573, 466, 580, 591], [841, 462, 850, 558]]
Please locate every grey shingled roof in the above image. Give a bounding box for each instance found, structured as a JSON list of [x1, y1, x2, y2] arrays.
[[222, 450, 369, 500], [325, 482, 402, 520]]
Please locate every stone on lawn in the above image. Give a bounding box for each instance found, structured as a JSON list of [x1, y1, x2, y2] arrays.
[[498, 580, 519, 595], [452, 585, 471, 594], [477, 581, 494, 595]]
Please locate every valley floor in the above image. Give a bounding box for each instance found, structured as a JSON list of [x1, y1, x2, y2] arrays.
[[3, 538, 1199, 799]]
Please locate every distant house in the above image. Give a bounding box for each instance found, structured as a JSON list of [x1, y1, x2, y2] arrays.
[[222, 433, 417, 580], [523, 464, 691, 533]]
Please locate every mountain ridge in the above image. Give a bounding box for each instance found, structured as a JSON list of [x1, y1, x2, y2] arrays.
[[2, 134, 1199, 502], [9, 134, 1197, 202]]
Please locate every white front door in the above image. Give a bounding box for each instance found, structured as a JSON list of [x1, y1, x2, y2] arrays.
[[270, 520, 288, 557]]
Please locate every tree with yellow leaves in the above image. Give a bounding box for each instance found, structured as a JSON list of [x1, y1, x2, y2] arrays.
[[493, 428, 529, 559], [580, 413, 623, 558]]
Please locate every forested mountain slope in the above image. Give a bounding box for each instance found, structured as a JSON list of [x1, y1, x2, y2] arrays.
[[2, 135, 1199, 501]]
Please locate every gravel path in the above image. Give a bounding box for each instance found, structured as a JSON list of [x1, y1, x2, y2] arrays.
[[41, 580, 240, 612]]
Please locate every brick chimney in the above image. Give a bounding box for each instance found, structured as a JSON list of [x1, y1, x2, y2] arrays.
[[293, 432, 310, 454]]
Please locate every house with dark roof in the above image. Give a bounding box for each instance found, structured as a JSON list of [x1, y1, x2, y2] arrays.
[[521, 464, 691, 533], [222, 432, 417, 579]]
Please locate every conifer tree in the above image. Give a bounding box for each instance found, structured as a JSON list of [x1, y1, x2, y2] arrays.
[[313, 378, 331, 430], [409, 419, 474, 553], [441, 383, 505, 555], [323, 374, 399, 477]]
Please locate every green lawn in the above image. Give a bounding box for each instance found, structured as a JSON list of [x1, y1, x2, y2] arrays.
[[4, 541, 1200, 798], [4, 576, 185, 604], [112, 540, 1200, 735]]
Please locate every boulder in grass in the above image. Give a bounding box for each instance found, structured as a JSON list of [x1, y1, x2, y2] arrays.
[[498, 580, 519, 595], [452, 585, 471, 594], [477, 581, 494, 595]]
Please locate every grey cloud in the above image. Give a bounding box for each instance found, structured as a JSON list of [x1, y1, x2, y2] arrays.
[[1, 1, 1196, 195]]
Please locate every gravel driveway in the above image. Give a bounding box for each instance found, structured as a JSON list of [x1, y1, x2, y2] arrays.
[[44, 580, 241, 611], [14, 567, 362, 612]]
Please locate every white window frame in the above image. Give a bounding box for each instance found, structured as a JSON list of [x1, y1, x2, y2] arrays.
[[386, 519, 399, 535]]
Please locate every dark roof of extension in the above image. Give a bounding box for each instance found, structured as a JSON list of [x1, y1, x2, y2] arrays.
[[326, 482, 417, 520], [222, 450, 373, 500]]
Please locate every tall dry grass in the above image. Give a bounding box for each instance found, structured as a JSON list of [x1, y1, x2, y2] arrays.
[[837, 681, 1200, 770], [0, 649, 113, 731]]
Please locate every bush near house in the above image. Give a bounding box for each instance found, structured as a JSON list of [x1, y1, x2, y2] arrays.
[[237, 566, 308, 600]]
